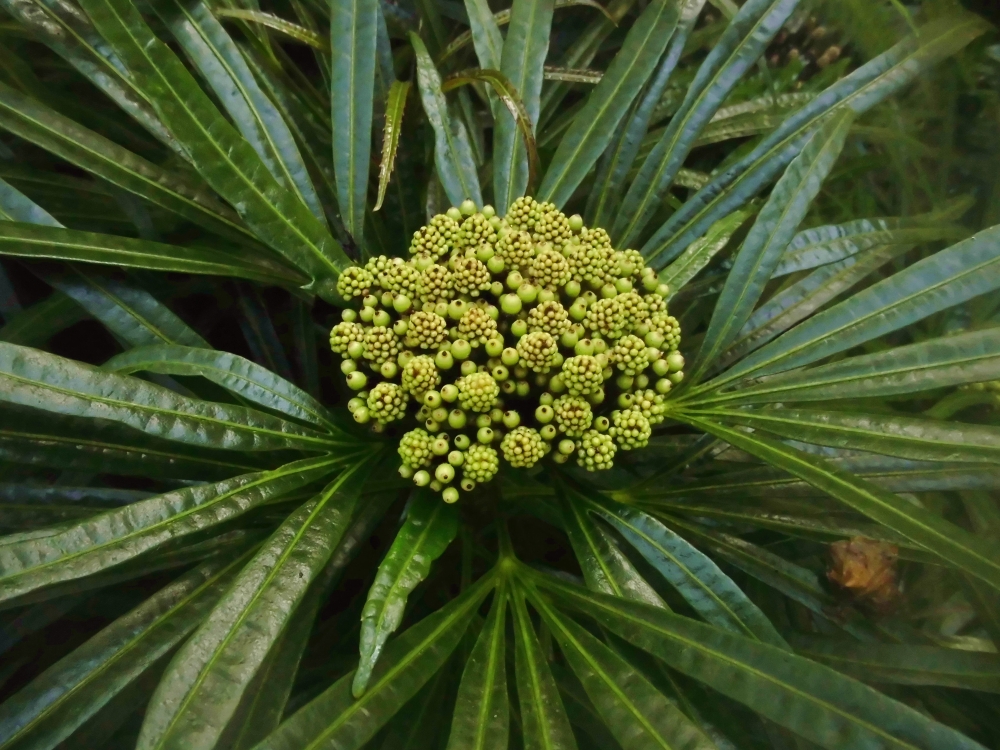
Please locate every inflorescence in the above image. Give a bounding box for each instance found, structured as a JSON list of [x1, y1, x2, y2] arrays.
[[331, 198, 685, 502]]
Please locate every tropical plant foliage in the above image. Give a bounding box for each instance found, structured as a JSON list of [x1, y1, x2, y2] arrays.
[[0, 0, 998, 748]]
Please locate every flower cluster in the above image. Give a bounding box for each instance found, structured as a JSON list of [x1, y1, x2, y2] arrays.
[[331, 198, 685, 502]]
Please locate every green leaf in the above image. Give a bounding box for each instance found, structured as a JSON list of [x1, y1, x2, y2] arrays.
[[511, 586, 579, 750], [0, 342, 342, 452], [77, 0, 348, 299], [442, 68, 541, 194], [537, 0, 680, 210], [642, 14, 990, 266], [709, 224, 1000, 389], [789, 637, 1000, 693], [691, 110, 853, 383], [773, 217, 969, 278], [137, 456, 375, 750], [410, 32, 482, 208], [584, 493, 786, 648], [531, 594, 716, 750], [493, 0, 554, 214], [354, 490, 459, 696], [0, 80, 257, 247], [586, 0, 707, 230], [658, 209, 750, 301], [445, 582, 509, 750], [0, 455, 341, 609], [215, 9, 327, 49], [684, 417, 1000, 594], [0, 222, 307, 286], [0, 0, 182, 156], [557, 484, 666, 608], [374, 80, 411, 212], [228, 491, 397, 750], [255, 571, 495, 750], [719, 242, 912, 368], [0, 552, 248, 750], [330, 0, 377, 245], [535, 573, 988, 750], [614, 0, 799, 246], [0, 404, 264, 480], [151, 0, 325, 225], [701, 328, 1000, 407], [709, 408, 1000, 465], [40, 266, 209, 349], [0, 292, 87, 347], [0, 174, 60, 227], [104, 344, 336, 430]]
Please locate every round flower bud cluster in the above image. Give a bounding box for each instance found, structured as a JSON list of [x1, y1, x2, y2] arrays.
[[332, 198, 684, 501]]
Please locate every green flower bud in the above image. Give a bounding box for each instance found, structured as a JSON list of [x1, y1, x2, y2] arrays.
[[359, 307, 375, 323], [516, 283, 539, 304], [460, 360, 478, 377], [342, 309, 358, 322], [652, 357, 670, 377], [458, 306, 499, 345], [501, 293, 523, 315], [487, 256, 505, 274], [476, 414, 492, 429], [667, 351, 685, 372], [669, 371, 684, 384], [492, 365, 510, 381], [559, 439, 575, 455], [526, 300, 571, 337], [568, 214, 584, 232], [443, 487, 460, 503], [431, 407, 449, 424], [336, 266, 374, 299], [594, 416, 610, 432], [478, 426, 494, 443], [399, 429, 434, 468], [511, 319, 528, 338], [346, 371, 368, 390], [441, 384, 459, 402], [485, 338, 505, 357], [516, 331, 559, 373], [451, 339, 472, 360], [380, 361, 399, 379], [460, 199, 477, 215], [540, 425, 557, 441], [576, 430, 616, 471], [436, 463, 456, 483], [609, 408, 651, 450], [515, 381, 531, 397], [457, 371, 500, 412], [353, 406, 370, 424], [341, 359, 357, 374], [413, 470, 431, 486], [463, 444, 499, 482], [424, 389, 442, 408], [435, 349, 454, 369], [454, 434, 471, 450], [501, 426, 546, 467], [448, 450, 465, 466], [460, 478, 476, 492], [447, 207, 463, 221]]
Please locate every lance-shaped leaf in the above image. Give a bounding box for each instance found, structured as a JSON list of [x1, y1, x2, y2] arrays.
[[691, 111, 852, 384], [374, 80, 410, 212], [685, 417, 1000, 594], [151, 0, 325, 224], [0, 342, 342, 452], [538, 0, 680, 209], [614, 0, 799, 246], [719, 242, 912, 367], [446, 581, 509, 750], [354, 490, 459, 696], [443, 68, 540, 194], [77, 0, 348, 299], [0, 292, 87, 347], [557, 484, 666, 607], [658, 209, 750, 301], [586, 0, 707, 229], [641, 14, 990, 266], [215, 9, 327, 48], [0, 552, 249, 750], [536, 573, 988, 750], [709, 408, 1000, 465], [789, 638, 1000, 693], [137, 456, 375, 750], [255, 571, 495, 750], [702, 328, 1000, 408], [584, 493, 786, 647], [105, 344, 336, 430], [493, 0, 553, 214], [709, 223, 1000, 389], [0, 81, 257, 247], [0, 454, 340, 608], [0, 222, 306, 286], [0, 404, 264, 480], [411, 32, 482, 208], [331, 0, 377, 245], [511, 586, 579, 750], [773, 216, 969, 277], [531, 594, 716, 750], [41, 266, 209, 349]]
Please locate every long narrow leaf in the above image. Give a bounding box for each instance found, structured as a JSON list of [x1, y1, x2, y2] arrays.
[[374, 80, 410, 212], [685, 417, 1000, 594], [411, 32, 482, 208], [255, 572, 495, 750], [641, 14, 989, 266], [331, 0, 377, 245], [538, 0, 680, 209], [0, 455, 342, 609], [354, 490, 459, 696], [493, 0, 554, 214], [137, 456, 375, 750], [615, 0, 800, 246], [78, 0, 349, 298], [691, 110, 852, 383]]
